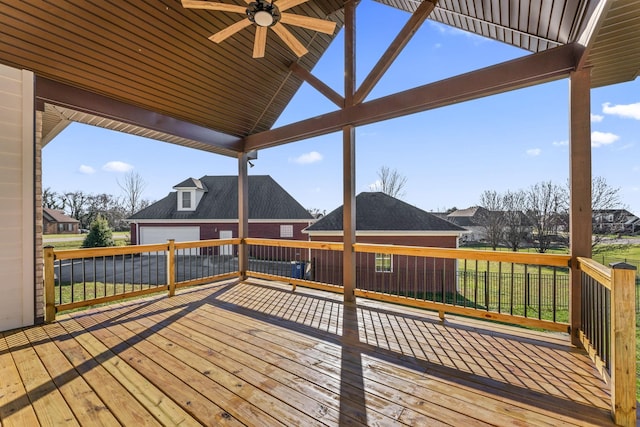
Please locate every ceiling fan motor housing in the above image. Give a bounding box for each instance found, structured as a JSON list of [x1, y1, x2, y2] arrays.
[[247, 1, 281, 27]]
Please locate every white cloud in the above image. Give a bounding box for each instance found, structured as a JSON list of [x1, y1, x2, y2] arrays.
[[602, 102, 640, 120], [552, 140, 568, 147], [102, 161, 134, 172], [591, 131, 619, 147], [78, 165, 95, 174], [290, 151, 323, 164], [590, 113, 604, 123], [369, 180, 382, 191], [526, 148, 541, 157]]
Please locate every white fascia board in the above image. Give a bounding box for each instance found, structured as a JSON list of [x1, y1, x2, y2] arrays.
[[131, 218, 314, 224], [305, 230, 466, 237]]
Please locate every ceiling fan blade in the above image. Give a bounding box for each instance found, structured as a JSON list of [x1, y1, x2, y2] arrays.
[[271, 23, 308, 57], [253, 26, 268, 58], [280, 13, 336, 34], [276, 0, 310, 12], [209, 18, 252, 43], [181, 0, 246, 14]]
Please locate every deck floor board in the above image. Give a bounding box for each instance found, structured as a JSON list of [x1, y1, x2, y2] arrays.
[[0, 279, 614, 426]]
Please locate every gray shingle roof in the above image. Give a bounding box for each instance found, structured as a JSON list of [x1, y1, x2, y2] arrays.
[[173, 178, 206, 190], [305, 192, 465, 232], [129, 175, 313, 221]]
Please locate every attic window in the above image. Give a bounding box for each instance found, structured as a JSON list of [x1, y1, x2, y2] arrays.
[[182, 192, 191, 209]]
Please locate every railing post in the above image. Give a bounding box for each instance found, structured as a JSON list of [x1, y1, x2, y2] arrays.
[[44, 246, 56, 322], [167, 239, 176, 297], [609, 262, 637, 426]]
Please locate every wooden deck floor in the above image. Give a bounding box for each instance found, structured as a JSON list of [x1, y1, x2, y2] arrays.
[[0, 279, 614, 426]]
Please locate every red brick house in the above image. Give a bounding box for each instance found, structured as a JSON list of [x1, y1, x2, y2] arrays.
[[43, 208, 80, 235], [128, 175, 314, 246], [304, 192, 466, 295]]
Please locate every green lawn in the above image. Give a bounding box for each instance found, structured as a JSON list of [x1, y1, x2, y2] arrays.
[[43, 231, 129, 249]]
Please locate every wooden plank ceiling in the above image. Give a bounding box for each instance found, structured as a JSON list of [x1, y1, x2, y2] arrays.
[[0, 0, 639, 155]]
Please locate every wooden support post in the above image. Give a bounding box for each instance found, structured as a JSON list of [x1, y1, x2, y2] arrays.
[[238, 152, 249, 280], [569, 68, 592, 346], [44, 246, 56, 322], [167, 239, 176, 297], [610, 262, 637, 426], [342, 0, 357, 303]]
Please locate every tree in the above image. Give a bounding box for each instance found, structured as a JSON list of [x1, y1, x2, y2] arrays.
[[42, 187, 64, 210], [501, 190, 528, 251], [369, 166, 407, 198], [565, 176, 625, 248], [478, 191, 505, 250], [118, 171, 148, 216], [525, 181, 566, 253], [62, 190, 91, 228], [82, 215, 115, 248]]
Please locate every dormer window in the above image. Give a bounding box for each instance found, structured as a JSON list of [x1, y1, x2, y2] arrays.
[[178, 189, 196, 211], [182, 191, 192, 209], [174, 178, 207, 211]]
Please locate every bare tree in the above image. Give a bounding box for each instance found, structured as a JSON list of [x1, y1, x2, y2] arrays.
[[42, 187, 64, 210], [370, 166, 407, 198], [478, 190, 505, 250], [501, 190, 528, 251], [565, 176, 625, 248], [525, 181, 566, 253], [118, 171, 148, 216], [62, 191, 91, 228]]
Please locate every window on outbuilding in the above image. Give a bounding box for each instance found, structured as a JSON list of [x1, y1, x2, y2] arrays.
[[375, 253, 392, 273], [280, 224, 293, 238]]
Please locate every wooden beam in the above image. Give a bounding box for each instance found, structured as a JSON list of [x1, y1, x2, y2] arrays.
[[243, 43, 579, 151], [289, 62, 344, 108], [353, 0, 437, 104], [35, 77, 243, 153], [569, 68, 592, 346]]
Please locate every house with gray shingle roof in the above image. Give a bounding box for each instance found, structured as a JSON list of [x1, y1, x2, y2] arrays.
[[303, 192, 466, 294], [128, 175, 314, 245]]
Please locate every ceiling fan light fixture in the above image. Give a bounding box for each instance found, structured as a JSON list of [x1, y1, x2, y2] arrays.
[[254, 10, 274, 26], [247, 1, 280, 27]]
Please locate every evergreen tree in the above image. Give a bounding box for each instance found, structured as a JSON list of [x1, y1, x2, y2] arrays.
[[82, 215, 115, 248]]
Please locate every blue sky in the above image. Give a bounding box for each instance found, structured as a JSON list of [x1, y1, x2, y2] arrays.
[[43, 0, 640, 216]]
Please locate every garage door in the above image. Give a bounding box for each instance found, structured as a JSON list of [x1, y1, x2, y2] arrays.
[[140, 226, 200, 245]]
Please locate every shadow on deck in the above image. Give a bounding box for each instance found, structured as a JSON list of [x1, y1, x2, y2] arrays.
[[0, 279, 614, 426]]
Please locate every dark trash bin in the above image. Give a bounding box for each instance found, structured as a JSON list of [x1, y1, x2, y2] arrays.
[[290, 261, 305, 279]]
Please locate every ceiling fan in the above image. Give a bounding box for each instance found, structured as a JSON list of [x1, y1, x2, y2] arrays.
[[182, 0, 337, 58]]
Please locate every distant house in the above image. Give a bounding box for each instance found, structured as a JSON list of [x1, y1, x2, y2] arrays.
[[43, 208, 79, 235], [446, 206, 488, 242], [447, 207, 533, 243], [304, 192, 467, 294], [593, 209, 639, 234], [128, 175, 314, 245]]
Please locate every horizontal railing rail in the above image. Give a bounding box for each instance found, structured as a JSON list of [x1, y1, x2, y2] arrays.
[[44, 239, 241, 320], [577, 257, 637, 426]]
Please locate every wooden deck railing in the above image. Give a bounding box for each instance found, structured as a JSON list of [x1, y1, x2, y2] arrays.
[[245, 238, 572, 332], [577, 257, 637, 427], [44, 238, 241, 321], [43, 238, 637, 425]]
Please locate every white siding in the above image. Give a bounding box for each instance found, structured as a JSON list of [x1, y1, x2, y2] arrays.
[[0, 64, 35, 331]]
